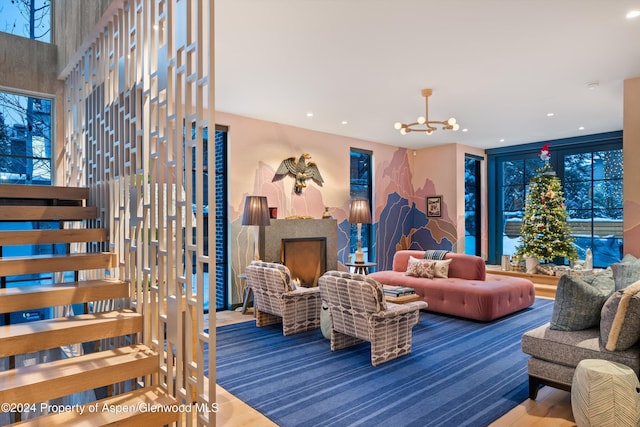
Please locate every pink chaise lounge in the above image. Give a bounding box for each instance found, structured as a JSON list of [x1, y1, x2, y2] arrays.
[[368, 250, 535, 321]]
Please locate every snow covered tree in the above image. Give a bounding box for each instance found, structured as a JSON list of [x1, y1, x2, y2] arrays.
[[0, 112, 10, 172], [515, 144, 578, 263]]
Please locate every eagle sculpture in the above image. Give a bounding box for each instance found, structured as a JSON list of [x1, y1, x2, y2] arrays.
[[272, 153, 324, 194]]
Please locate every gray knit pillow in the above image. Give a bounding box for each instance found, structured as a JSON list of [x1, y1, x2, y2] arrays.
[[550, 271, 614, 331], [600, 281, 640, 351], [611, 255, 640, 291]]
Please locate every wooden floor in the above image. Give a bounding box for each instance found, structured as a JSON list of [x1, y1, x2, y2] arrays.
[[210, 309, 576, 427]]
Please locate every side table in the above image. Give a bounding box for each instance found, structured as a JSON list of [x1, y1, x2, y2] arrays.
[[345, 262, 376, 275], [385, 293, 421, 304], [572, 359, 640, 426]]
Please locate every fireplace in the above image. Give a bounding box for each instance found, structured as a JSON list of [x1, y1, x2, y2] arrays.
[[258, 219, 338, 282], [282, 238, 326, 287]]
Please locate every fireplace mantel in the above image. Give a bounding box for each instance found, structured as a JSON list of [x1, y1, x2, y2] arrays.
[[259, 219, 338, 272]]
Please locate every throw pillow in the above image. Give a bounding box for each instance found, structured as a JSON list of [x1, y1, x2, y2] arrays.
[[550, 271, 615, 331], [582, 268, 614, 287], [320, 302, 331, 339], [611, 255, 640, 291], [405, 256, 435, 279], [433, 259, 452, 278], [620, 253, 638, 264], [600, 280, 640, 351]]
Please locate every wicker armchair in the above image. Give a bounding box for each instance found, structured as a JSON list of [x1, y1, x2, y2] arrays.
[[318, 270, 428, 366], [245, 261, 321, 336]]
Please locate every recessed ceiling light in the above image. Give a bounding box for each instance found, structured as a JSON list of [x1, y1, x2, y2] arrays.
[[341, 120, 348, 125], [547, 113, 555, 117], [626, 10, 640, 18], [499, 138, 505, 143], [578, 126, 585, 130], [306, 112, 313, 117], [462, 128, 468, 132]]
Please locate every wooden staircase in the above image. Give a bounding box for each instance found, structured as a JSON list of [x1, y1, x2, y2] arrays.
[[0, 184, 178, 426]]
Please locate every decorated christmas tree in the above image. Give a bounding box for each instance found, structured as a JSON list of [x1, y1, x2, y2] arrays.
[[515, 144, 578, 263]]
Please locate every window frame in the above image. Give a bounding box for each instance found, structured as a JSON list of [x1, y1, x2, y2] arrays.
[[349, 148, 374, 264], [464, 154, 483, 256], [486, 131, 623, 266], [0, 87, 55, 185]]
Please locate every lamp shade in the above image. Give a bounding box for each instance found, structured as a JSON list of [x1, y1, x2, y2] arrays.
[[242, 196, 271, 226], [349, 199, 371, 224]]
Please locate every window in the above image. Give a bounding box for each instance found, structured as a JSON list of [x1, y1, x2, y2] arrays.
[[213, 127, 228, 311], [0, 0, 51, 42], [190, 125, 228, 312], [487, 132, 623, 268], [0, 89, 55, 325], [0, 91, 52, 184], [464, 155, 482, 256], [564, 150, 623, 266], [350, 149, 373, 263]]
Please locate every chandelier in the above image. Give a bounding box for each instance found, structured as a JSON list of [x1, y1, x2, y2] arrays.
[[394, 88, 460, 135]]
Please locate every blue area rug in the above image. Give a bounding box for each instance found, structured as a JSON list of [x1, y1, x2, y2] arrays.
[[215, 298, 554, 427]]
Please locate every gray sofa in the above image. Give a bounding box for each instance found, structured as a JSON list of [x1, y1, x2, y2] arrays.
[[522, 256, 640, 399], [522, 323, 640, 399]]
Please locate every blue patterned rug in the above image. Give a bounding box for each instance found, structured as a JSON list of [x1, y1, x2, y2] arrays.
[[215, 298, 554, 427]]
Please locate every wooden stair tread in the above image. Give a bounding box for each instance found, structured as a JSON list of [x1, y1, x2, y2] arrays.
[[0, 344, 158, 405], [0, 309, 142, 357], [0, 206, 97, 221], [11, 385, 179, 426], [0, 252, 117, 276], [0, 279, 128, 313], [0, 184, 89, 201], [0, 228, 107, 245]]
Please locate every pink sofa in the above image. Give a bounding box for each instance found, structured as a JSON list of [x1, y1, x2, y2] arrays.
[[368, 250, 535, 321]]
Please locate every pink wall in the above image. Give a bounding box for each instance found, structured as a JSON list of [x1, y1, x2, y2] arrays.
[[624, 78, 640, 256], [407, 144, 486, 256], [218, 112, 395, 303]]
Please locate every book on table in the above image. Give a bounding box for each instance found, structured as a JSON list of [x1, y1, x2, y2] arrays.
[[383, 285, 416, 296]]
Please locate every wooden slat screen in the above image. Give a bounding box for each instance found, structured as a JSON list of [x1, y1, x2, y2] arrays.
[[62, 1, 215, 425]]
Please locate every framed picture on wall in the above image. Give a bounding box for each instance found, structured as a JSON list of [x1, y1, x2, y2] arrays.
[[426, 196, 442, 218]]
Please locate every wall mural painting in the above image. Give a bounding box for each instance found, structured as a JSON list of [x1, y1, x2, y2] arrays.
[[231, 146, 459, 302], [337, 219, 351, 265], [374, 148, 457, 270], [231, 159, 344, 303], [375, 192, 455, 270]]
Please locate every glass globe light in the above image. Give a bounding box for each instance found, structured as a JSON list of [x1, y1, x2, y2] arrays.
[[417, 116, 426, 125], [400, 128, 407, 135], [452, 123, 460, 131], [394, 122, 402, 130], [447, 117, 457, 126]]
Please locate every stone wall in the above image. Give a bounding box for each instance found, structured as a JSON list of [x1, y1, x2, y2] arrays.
[[258, 219, 338, 272]]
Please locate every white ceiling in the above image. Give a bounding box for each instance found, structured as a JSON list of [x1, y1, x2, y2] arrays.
[[214, 0, 640, 150]]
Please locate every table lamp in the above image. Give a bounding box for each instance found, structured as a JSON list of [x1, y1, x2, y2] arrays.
[[349, 199, 371, 264], [242, 195, 270, 260]]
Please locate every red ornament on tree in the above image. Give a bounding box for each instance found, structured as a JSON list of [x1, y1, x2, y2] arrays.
[[539, 143, 551, 162]]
